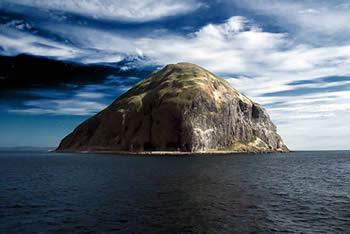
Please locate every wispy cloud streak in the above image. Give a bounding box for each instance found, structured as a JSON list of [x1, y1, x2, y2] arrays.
[[2, 0, 202, 22]]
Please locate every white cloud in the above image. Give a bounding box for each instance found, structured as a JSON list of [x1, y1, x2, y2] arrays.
[[229, 0, 350, 45], [75, 92, 106, 99], [4, 0, 202, 22], [0, 25, 79, 59], [5, 20, 32, 31], [9, 99, 107, 116], [298, 9, 320, 14], [128, 16, 287, 74]]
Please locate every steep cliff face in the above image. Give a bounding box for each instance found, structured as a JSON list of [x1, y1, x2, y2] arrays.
[[56, 63, 288, 153]]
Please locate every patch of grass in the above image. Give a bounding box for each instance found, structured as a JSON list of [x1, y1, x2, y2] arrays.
[[218, 137, 258, 151]]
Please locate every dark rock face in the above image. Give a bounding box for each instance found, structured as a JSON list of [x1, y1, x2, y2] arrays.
[[56, 63, 289, 153]]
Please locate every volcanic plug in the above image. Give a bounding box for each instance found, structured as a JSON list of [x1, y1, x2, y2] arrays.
[[56, 63, 288, 153]]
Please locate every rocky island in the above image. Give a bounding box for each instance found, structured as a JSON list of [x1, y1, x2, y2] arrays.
[[56, 63, 289, 154]]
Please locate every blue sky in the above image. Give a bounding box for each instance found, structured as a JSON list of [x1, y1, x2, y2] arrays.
[[1, 0, 350, 150]]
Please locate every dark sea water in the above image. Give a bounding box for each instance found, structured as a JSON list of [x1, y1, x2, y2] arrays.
[[0, 150, 350, 233]]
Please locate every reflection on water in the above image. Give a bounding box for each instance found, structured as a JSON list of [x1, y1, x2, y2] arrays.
[[0, 151, 350, 233]]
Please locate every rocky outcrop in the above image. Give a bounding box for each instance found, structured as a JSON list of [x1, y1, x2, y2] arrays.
[[56, 63, 289, 153]]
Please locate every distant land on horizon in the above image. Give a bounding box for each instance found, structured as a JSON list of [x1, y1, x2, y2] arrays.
[[0, 146, 54, 151]]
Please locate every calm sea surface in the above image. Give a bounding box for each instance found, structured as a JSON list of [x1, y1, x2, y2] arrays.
[[0, 150, 349, 233]]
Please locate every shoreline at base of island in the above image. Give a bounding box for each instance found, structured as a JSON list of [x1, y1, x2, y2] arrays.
[[52, 149, 291, 156]]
